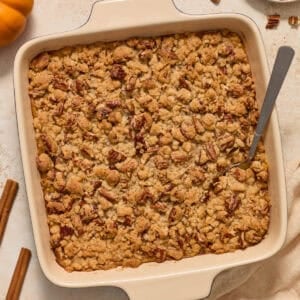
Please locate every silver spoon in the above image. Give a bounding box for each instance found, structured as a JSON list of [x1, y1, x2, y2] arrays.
[[219, 46, 295, 176]]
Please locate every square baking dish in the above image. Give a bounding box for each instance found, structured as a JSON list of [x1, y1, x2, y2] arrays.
[[14, 1, 287, 299]]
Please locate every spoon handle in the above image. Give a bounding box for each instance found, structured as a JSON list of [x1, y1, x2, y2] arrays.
[[248, 46, 295, 161]]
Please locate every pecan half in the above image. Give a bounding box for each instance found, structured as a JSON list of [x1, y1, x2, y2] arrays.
[[218, 134, 235, 151], [205, 143, 218, 161], [178, 76, 190, 90]]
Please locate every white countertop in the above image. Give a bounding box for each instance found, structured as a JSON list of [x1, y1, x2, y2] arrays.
[[0, 1, 299, 299]]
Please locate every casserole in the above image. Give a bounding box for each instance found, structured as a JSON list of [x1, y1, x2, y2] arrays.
[[14, 0, 287, 299]]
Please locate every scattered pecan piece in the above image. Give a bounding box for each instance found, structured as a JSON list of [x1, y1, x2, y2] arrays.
[[288, 16, 299, 26], [266, 14, 280, 29]]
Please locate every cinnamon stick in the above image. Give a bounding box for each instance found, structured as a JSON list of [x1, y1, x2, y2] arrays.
[[6, 248, 31, 300], [0, 179, 19, 245]]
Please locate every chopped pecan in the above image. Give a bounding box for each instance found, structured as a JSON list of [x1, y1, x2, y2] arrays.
[[131, 114, 146, 131], [200, 191, 210, 203], [178, 76, 190, 90], [137, 189, 155, 205], [107, 149, 126, 165], [99, 187, 117, 202], [137, 39, 156, 50], [60, 226, 74, 237], [192, 116, 205, 134], [205, 143, 218, 161], [110, 64, 126, 80], [75, 79, 87, 95], [153, 248, 167, 262], [154, 155, 169, 170], [225, 194, 240, 214], [142, 79, 156, 90], [232, 168, 247, 182], [151, 201, 168, 213], [125, 76, 137, 91], [139, 49, 152, 62], [218, 134, 235, 151], [96, 107, 112, 120], [41, 134, 58, 154], [168, 206, 183, 223], [52, 77, 69, 91], [146, 146, 159, 153], [54, 102, 64, 116], [188, 167, 205, 184], [106, 99, 121, 109], [181, 120, 196, 140], [171, 151, 189, 163]]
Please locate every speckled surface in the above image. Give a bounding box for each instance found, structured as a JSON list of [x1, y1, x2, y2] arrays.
[[0, 1, 299, 299]]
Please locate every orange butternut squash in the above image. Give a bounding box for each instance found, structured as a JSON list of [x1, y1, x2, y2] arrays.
[[0, 0, 33, 47]]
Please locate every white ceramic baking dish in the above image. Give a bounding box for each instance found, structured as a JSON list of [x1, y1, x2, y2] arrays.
[[14, 0, 287, 299]]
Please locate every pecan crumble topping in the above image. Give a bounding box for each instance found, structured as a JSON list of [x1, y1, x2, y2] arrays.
[[29, 30, 270, 272]]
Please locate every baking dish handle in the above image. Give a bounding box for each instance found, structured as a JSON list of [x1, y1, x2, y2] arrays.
[[76, 0, 185, 33], [119, 269, 222, 300]]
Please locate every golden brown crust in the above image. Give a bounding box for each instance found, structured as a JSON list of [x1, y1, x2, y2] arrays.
[[29, 30, 270, 272]]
